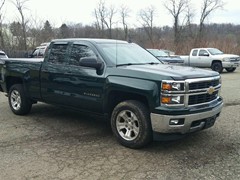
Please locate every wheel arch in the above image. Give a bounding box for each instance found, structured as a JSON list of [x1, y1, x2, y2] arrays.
[[106, 90, 150, 118], [104, 76, 160, 119], [211, 60, 223, 73], [6, 76, 23, 93], [211, 60, 222, 66]]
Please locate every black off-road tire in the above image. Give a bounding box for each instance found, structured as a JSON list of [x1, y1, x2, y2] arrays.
[[211, 62, 223, 73], [111, 100, 152, 149], [8, 84, 32, 115], [225, 67, 236, 72]]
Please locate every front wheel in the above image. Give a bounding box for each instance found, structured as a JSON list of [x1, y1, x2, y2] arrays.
[[111, 100, 152, 149], [8, 84, 32, 115], [225, 67, 236, 72], [211, 62, 223, 73]]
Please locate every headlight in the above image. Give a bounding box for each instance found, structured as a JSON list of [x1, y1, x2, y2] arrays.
[[161, 95, 184, 105], [161, 80, 185, 106], [162, 82, 184, 91], [223, 57, 230, 62]]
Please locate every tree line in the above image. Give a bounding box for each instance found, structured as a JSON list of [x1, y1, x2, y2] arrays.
[[1, 0, 240, 57]]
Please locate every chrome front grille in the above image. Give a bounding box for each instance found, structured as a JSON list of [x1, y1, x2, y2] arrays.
[[161, 76, 221, 108], [188, 91, 218, 105], [186, 76, 221, 107], [189, 80, 219, 90], [230, 57, 240, 62]]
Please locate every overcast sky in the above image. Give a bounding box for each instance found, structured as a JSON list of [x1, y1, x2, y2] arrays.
[[2, 0, 240, 27]]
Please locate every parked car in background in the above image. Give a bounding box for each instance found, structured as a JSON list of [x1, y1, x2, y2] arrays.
[[0, 50, 8, 58], [147, 49, 184, 65], [180, 48, 240, 73], [29, 42, 49, 58]]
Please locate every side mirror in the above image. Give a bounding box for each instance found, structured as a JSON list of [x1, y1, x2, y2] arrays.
[[203, 53, 209, 56], [28, 54, 34, 58], [79, 57, 104, 75]]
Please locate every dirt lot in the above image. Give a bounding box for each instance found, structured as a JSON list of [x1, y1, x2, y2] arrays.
[[0, 68, 240, 180]]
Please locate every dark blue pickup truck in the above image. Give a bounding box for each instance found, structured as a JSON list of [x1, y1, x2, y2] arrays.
[[0, 39, 223, 148]]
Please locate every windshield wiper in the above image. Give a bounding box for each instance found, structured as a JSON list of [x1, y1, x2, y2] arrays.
[[146, 62, 160, 65], [117, 62, 160, 67], [117, 63, 146, 67], [117, 63, 135, 67]]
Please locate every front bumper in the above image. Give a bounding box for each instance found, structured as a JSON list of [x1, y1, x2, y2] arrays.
[[150, 102, 223, 134], [222, 61, 239, 68]]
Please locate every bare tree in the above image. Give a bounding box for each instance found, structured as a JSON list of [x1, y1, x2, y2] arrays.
[[11, 0, 29, 50], [0, 0, 6, 48], [164, 0, 189, 45], [184, 5, 194, 27], [120, 5, 131, 41], [105, 5, 117, 39], [198, 0, 225, 41], [93, 0, 117, 38], [138, 6, 156, 47], [93, 0, 106, 36], [183, 4, 195, 39], [27, 15, 44, 47]]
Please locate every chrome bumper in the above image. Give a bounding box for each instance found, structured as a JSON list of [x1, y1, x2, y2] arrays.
[[151, 103, 223, 134], [222, 61, 239, 68]]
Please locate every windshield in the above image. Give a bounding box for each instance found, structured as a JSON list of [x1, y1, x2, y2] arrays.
[[207, 48, 224, 55], [100, 43, 161, 66], [0, 53, 7, 58], [147, 49, 168, 57]]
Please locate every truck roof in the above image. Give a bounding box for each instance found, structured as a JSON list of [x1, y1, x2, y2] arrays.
[[51, 38, 128, 44]]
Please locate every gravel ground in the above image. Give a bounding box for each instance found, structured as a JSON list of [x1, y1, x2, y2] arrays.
[[0, 68, 239, 180]]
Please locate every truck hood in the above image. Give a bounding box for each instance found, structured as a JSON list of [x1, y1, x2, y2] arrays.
[[157, 56, 184, 64], [116, 64, 219, 80], [213, 54, 239, 59]]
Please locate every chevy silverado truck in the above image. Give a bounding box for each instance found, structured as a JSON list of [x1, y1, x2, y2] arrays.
[[181, 48, 240, 73], [0, 39, 223, 148]]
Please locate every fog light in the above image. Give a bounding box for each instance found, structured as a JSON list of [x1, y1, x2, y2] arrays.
[[169, 118, 184, 125]]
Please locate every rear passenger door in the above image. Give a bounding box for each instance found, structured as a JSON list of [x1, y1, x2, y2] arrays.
[[40, 42, 71, 105], [189, 49, 199, 66]]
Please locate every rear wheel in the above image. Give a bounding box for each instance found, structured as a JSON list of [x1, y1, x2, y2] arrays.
[[211, 62, 223, 73], [8, 84, 32, 115], [111, 100, 152, 149], [225, 67, 236, 72]]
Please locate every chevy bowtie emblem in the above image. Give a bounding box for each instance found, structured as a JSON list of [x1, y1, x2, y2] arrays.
[[207, 86, 215, 95]]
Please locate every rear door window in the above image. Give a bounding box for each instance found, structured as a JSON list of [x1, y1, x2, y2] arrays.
[[48, 43, 68, 64], [192, 50, 198, 56]]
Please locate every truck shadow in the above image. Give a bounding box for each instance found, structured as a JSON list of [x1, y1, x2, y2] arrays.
[[29, 103, 113, 141], [28, 103, 237, 170], [26, 103, 238, 169]]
